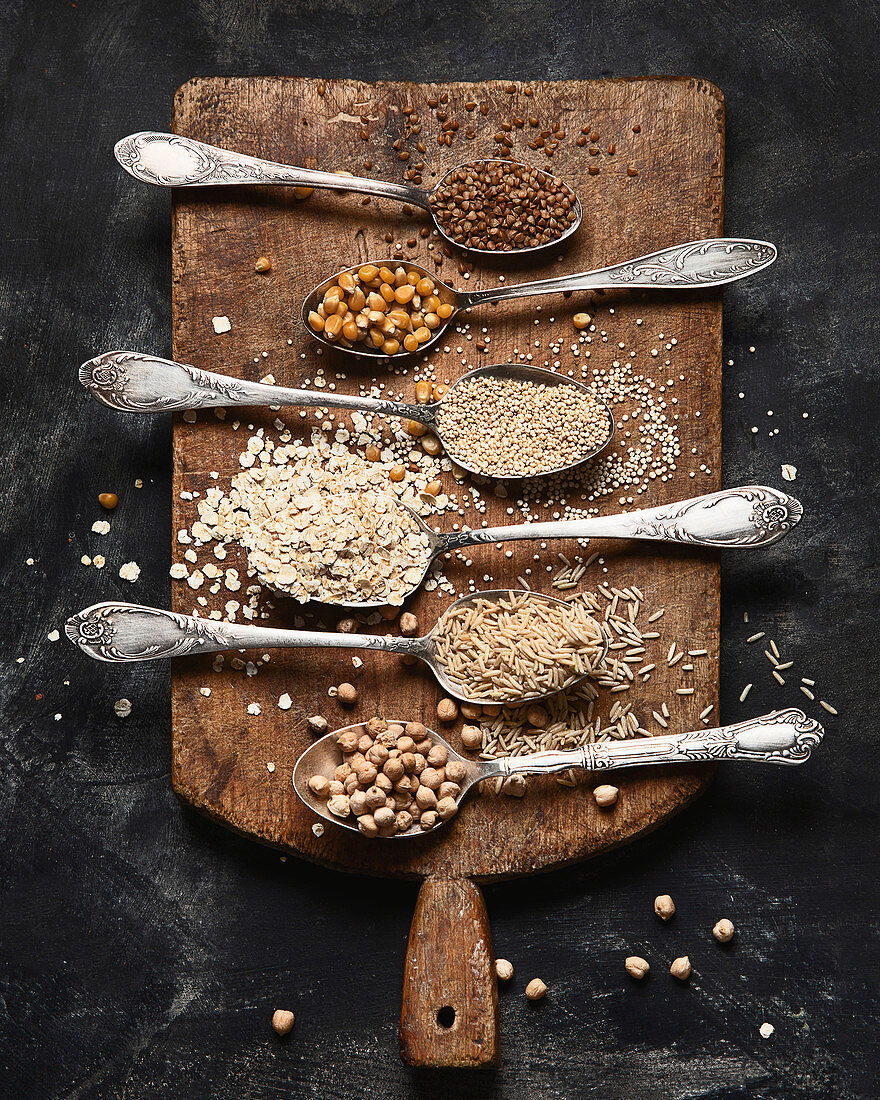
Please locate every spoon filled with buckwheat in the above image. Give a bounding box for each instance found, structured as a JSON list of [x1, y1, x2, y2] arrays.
[[115, 133, 581, 256], [294, 709, 824, 838], [301, 239, 776, 360]]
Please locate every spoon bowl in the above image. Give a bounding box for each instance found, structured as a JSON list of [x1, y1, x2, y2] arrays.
[[292, 707, 824, 839]]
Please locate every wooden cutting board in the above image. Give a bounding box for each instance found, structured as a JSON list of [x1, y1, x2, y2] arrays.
[[169, 75, 724, 1066]]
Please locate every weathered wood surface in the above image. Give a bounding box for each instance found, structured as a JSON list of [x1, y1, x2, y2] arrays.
[[170, 76, 724, 882], [399, 878, 499, 1067]]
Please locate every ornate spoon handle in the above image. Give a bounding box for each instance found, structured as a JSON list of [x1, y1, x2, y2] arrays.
[[497, 709, 824, 777], [79, 351, 430, 422], [441, 487, 803, 551], [114, 131, 431, 207], [65, 602, 420, 663], [461, 238, 777, 307]]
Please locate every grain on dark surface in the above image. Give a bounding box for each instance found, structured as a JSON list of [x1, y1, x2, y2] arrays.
[[1, 1, 878, 1097]]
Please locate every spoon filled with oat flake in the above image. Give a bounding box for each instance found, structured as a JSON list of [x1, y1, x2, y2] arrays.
[[67, 590, 609, 706], [301, 240, 776, 359], [115, 132, 582, 256], [293, 709, 824, 838], [81, 354, 614, 478]]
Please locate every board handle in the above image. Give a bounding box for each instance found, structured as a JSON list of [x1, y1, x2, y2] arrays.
[[399, 879, 500, 1067]]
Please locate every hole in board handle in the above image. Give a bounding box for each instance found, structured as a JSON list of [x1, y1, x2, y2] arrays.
[[436, 1005, 456, 1028]]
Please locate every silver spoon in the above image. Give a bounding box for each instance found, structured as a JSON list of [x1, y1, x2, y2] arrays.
[[114, 132, 582, 257], [65, 590, 608, 706], [293, 708, 824, 839], [79, 353, 615, 479], [301, 239, 777, 359]]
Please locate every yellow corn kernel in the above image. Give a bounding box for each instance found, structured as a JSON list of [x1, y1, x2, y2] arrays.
[[358, 264, 379, 282], [307, 311, 325, 332]]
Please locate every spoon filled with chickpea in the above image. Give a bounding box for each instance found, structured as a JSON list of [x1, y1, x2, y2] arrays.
[[65, 590, 610, 707], [114, 132, 582, 256], [294, 709, 824, 839], [301, 238, 777, 360], [79, 353, 616, 479]]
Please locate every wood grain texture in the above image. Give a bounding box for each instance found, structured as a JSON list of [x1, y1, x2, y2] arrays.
[[399, 879, 499, 1067], [169, 76, 724, 882]]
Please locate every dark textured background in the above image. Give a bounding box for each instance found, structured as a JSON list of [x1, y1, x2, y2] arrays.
[[1, 2, 878, 1097]]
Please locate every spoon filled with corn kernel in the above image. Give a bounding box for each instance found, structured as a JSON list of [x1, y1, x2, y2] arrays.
[[115, 133, 582, 256], [293, 708, 824, 839], [301, 238, 777, 359], [66, 590, 609, 707], [80, 353, 616, 479]]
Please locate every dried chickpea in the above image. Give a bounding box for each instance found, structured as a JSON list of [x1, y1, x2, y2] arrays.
[[495, 959, 514, 981], [420, 810, 439, 830], [358, 814, 378, 837], [501, 775, 527, 798], [399, 612, 419, 636], [436, 698, 459, 723], [713, 918, 735, 943], [573, 312, 592, 330], [654, 894, 676, 921], [593, 784, 619, 807], [272, 1009, 295, 1036], [426, 743, 448, 767], [405, 721, 427, 739], [625, 956, 650, 980], [436, 796, 458, 820], [445, 760, 467, 785], [438, 781, 460, 800], [337, 683, 358, 706], [327, 794, 350, 818], [336, 729, 359, 753], [459, 702, 482, 721], [461, 724, 482, 750], [307, 715, 328, 735], [670, 956, 692, 981], [308, 775, 330, 798], [525, 978, 547, 1001], [415, 785, 437, 810]]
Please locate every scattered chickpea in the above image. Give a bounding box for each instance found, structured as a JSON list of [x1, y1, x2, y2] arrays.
[[399, 612, 419, 636], [525, 704, 548, 728], [625, 956, 650, 979], [98, 492, 118, 510], [501, 775, 527, 797], [573, 312, 592, 331], [307, 715, 328, 735], [436, 698, 459, 723], [337, 683, 358, 706], [495, 958, 514, 981], [713, 918, 735, 943], [525, 978, 547, 1001], [460, 724, 483, 750], [654, 894, 676, 921], [254, 256, 271, 272], [271, 1009, 295, 1036], [670, 956, 692, 981], [593, 784, 619, 808]]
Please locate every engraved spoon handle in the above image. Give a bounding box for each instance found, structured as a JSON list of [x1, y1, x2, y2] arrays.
[[496, 709, 824, 778], [114, 132, 432, 208], [460, 238, 777, 308], [65, 603, 423, 663], [440, 487, 803, 551], [79, 351, 430, 423]]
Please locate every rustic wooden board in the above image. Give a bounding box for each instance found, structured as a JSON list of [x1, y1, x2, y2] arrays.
[[170, 76, 724, 883]]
